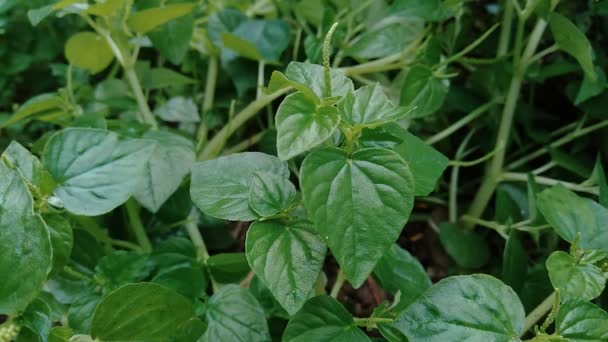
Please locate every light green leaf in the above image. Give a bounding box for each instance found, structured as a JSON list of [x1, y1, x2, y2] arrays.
[[284, 62, 354, 100], [0, 169, 52, 314], [393, 274, 525, 341], [2, 141, 56, 196], [546, 251, 605, 300], [345, 18, 424, 59], [248, 172, 297, 217], [439, 222, 490, 268], [373, 244, 431, 310], [246, 220, 327, 315], [282, 295, 370, 342], [137, 65, 197, 89], [549, 13, 596, 80], [64, 32, 114, 74], [27, 5, 54, 26], [42, 128, 154, 216], [91, 283, 194, 341], [575, 67, 606, 105], [86, 0, 124, 17], [276, 92, 340, 160], [556, 298, 608, 342], [267, 71, 319, 101], [191, 152, 289, 221], [207, 8, 247, 47], [200, 285, 270, 342], [128, 3, 197, 34], [338, 84, 414, 127], [537, 185, 608, 252], [400, 65, 448, 118], [221, 32, 264, 61], [133, 131, 195, 213], [154, 96, 200, 123], [300, 147, 414, 288], [0, 93, 65, 128], [42, 214, 73, 275]]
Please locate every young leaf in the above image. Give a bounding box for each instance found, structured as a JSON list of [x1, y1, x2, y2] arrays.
[[248, 171, 297, 217], [400, 65, 448, 118], [284, 62, 354, 100], [393, 274, 525, 341], [439, 222, 490, 268], [2, 141, 55, 196], [338, 83, 414, 127], [154, 96, 200, 123], [549, 13, 597, 80], [127, 3, 197, 34], [133, 131, 195, 213], [190, 152, 289, 221], [246, 220, 327, 315], [546, 251, 605, 301], [0, 169, 52, 314], [537, 185, 608, 252], [201, 285, 270, 342], [276, 92, 340, 160], [90, 283, 194, 341], [300, 147, 415, 288], [64, 32, 114, 74], [283, 296, 370, 342], [555, 298, 608, 341]]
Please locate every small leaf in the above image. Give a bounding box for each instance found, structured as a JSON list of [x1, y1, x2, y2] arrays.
[[283, 295, 370, 342], [0, 93, 65, 128], [17, 297, 52, 341], [137, 65, 197, 89], [439, 222, 490, 268], [190, 152, 289, 221], [546, 251, 605, 301], [556, 298, 608, 342], [2, 141, 56, 196], [345, 18, 424, 59], [86, 0, 124, 17], [549, 13, 597, 80], [64, 32, 114, 74], [400, 65, 448, 118], [207, 8, 247, 47], [300, 147, 414, 288], [502, 231, 528, 294], [393, 274, 525, 341], [276, 92, 340, 160], [90, 283, 194, 341], [246, 220, 327, 315], [154, 96, 200, 123], [338, 84, 414, 127], [248, 172, 297, 217], [221, 32, 264, 61], [574, 67, 606, 105], [284, 62, 354, 100], [128, 3, 197, 34]]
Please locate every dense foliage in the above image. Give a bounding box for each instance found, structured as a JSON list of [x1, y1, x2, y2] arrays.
[[1, 0, 608, 341]]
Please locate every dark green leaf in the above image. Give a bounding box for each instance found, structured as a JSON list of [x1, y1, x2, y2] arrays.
[[17, 298, 52, 341], [149, 12, 194, 65], [151, 265, 206, 300], [94, 251, 150, 290], [439, 222, 490, 268], [207, 253, 250, 284], [556, 298, 608, 342], [400, 65, 448, 118], [502, 231, 528, 294], [222, 19, 290, 62], [248, 172, 297, 217], [546, 251, 605, 300], [42, 214, 73, 275], [549, 13, 596, 80]]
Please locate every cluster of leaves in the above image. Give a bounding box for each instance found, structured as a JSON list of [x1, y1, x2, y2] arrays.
[[1, 0, 608, 342]]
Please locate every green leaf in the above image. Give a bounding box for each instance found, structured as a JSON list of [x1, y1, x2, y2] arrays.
[[276, 92, 340, 160], [42, 128, 154, 216], [207, 8, 247, 48], [300, 147, 415, 288], [133, 131, 195, 213], [556, 298, 608, 342], [502, 231, 528, 294], [439, 222, 490, 268], [148, 10, 194, 65], [206, 253, 251, 283], [0, 93, 65, 128], [284, 62, 354, 100], [373, 244, 432, 310], [267, 71, 320, 101], [95, 251, 150, 290], [42, 214, 73, 275], [17, 297, 52, 341], [338, 84, 414, 127], [537, 185, 608, 252], [154, 96, 200, 123], [128, 3, 197, 34], [390, 0, 458, 21], [64, 32, 114, 74], [575, 67, 606, 105], [400, 65, 448, 118], [345, 18, 424, 59], [246, 220, 327, 315], [549, 13, 597, 80], [200, 285, 270, 342], [2, 141, 56, 196], [221, 32, 264, 61], [86, 0, 124, 17], [27, 5, 54, 26], [0, 169, 52, 314], [393, 274, 525, 341], [68, 291, 102, 334], [137, 65, 197, 89], [190, 152, 289, 221], [90, 283, 195, 341], [357, 126, 403, 149], [151, 265, 206, 300], [222, 19, 291, 62], [283, 295, 370, 342], [386, 124, 448, 196], [546, 251, 605, 300], [248, 172, 297, 217]]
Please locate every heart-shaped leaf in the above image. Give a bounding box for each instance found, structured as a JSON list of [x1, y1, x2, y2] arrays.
[[556, 298, 608, 342], [338, 83, 414, 127], [546, 251, 605, 300]]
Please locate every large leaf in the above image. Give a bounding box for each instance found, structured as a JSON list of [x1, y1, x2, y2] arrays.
[[64, 32, 114, 74], [549, 13, 596, 80], [537, 185, 608, 252], [128, 3, 197, 34], [282, 295, 370, 342], [42, 128, 153, 215], [200, 285, 270, 342], [133, 131, 195, 212], [0, 169, 52, 314], [393, 274, 525, 341], [248, 172, 297, 217], [276, 92, 340, 160], [555, 298, 608, 342], [400, 65, 448, 118], [300, 147, 415, 288], [246, 220, 327, 315], [284, 62, 354, 100], [546, 251, 605, 301], [190, 152, 289, 221], [90, 283, 194, 341], [1, 141, 55, 196], [338, 84, 414, 127]]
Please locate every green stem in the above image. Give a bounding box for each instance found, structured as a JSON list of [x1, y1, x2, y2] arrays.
[[425, 99, 498, 145], [323, 22, 339, 98], [197, 55, 218, 150], [330, 269, 347, 298], [522, 291, 557, 336], [500, 172, 599, 195], [437, 24, 500, 68], [125, 199, 152, 253], [353, 317, 394, 327], [63, 266, 93, 282], [256, 60, 265, 100], [184, 220, 210, 263], [223, 130, 267, 155], [124, 67, 158, 129], [111, 239, 143, 251], [497, 0, 514, 57]]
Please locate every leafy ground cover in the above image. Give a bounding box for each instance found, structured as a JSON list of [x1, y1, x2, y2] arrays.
[[1, 0, 608, 341]]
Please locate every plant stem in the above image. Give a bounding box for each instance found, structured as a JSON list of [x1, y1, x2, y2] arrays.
[[425, 99, 498, 145], [353, 317, 394, 327], [125, 199, 152, 253], [256, 61, 265, 100], [197, 55, 218, 149], [111, 239, 143, 251], [500, 172, 599, 195], [184, 220, 210, 263], [63, 266, 93, 282], [497, 0, 514, 57], [330, 269, 347, 298], [124, 67, 158, 129], [522, 291, 557, 336]]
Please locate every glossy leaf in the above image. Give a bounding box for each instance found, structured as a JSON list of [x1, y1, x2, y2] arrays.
[[393, 274, 525, 341], [338, 83, 414, 127], [42, 128, 153, 216], [128, 3, 197, 34], [400, 65, 448, 118], [190, 152, 289, 221], [248, 172, 297, 217], [555, 298, 608, 342], [300, 147, 415, 288], [246, 220, 327, 315], [546, 251, 605, 300], [549, 13, 597, 80], [284, 62, 354, 100], [276, 92, 340, 160], [90, 283, 194, 341], [64, 32, 114, 74]]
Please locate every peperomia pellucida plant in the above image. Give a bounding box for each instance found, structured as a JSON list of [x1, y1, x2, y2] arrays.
[[0, 0, 608, 341]]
